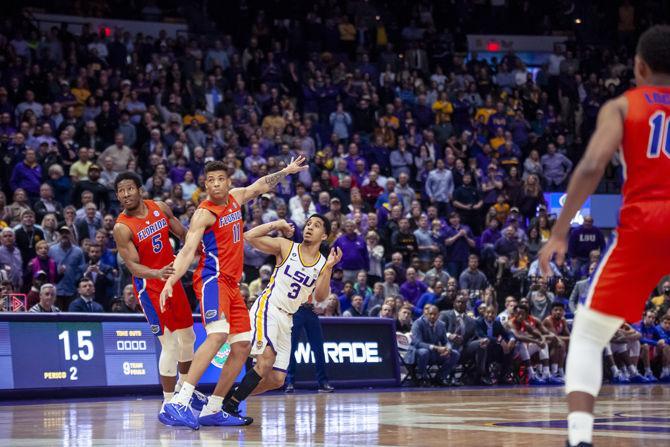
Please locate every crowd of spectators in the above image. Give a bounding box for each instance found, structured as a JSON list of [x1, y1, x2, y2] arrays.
[[1, 1, 669, 385]]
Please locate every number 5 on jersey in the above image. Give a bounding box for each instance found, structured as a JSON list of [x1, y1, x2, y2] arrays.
[[151, 234, 162, 253]]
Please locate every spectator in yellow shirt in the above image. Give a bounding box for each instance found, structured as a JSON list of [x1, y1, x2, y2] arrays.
[[69, 147, 93, 182], [432, 91, 453, 124]]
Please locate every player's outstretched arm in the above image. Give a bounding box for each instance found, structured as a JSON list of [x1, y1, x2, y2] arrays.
[[160, 209, 214, 310], [244, 219, 294, 258], [312, 247, 342, 302], [539, 97, 626, 275], [157, 201, 187, 241], [113, 223, 175, 280], [230, 155, 308, 204]]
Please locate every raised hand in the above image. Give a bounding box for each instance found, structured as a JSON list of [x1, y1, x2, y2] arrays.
[[326, 247, 343, 268], [284, 155, 308, 175]]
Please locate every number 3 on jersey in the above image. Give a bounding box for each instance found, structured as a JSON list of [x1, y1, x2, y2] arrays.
[[151, 234, 163, 253], [647, 111, 670, 158]]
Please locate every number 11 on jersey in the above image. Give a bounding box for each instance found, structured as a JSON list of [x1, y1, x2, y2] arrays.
[[233, 222, 241, 243]]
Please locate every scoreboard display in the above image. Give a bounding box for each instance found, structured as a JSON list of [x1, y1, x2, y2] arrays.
[[0, 316, 243, 391]]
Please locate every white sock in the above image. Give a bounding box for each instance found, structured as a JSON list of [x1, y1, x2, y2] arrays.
[[528, 366, 536, 378], [175, 373, 186, 393], [645, 367, 653, 376], [568, 411, 594, 446], [162, 392, 174, 411], [610, 365, 620, 377], [558, 367, 565, 377], [200, 395, 223, 417], [173, 382, 195, 406], [542, 365, 551, 377], [662, 367, 669, 377], [551, 363, 558, 375], [628, 364, 638, 376]]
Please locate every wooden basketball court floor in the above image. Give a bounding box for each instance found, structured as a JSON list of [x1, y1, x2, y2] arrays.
[[0, 385, 669, 446]]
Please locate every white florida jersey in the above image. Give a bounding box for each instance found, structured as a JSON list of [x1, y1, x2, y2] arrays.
[[260, 242, 327, 314]]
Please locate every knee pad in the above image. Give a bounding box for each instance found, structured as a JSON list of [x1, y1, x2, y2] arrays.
[[158, 330, 179, 377], [175, 327, 196, 363], [565, 306, 623, 396]]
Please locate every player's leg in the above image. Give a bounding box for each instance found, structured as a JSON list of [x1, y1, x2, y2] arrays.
[[285, 308, 306, 391], [660, 343, 670, 380], [565, 228, 662, 447], [249, 314, 292, 396], [303, 307, 331, 390], [199, 284, 252, 426]]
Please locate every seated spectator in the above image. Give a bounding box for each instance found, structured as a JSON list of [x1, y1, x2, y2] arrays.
[[476, 305, 516, 384], [441, 294, 487, 384], [542, 302, 571, 379], [382, 268, 400, 299], [384, 252, 407, 285], [649, 280, 670, 317], [25, 271, 48, 309], [337, 281, 355, 313], [353, 270, 373, 302], [68, 278, 104, 313], [458, 254, 489, 299], [408, 305, 460, 387], [379, 302, 396, 319], [342, 295, 366, 317], [423, 255, 450, 289], [112, 284, 143, 313], [655, 314, 670, 381], [497, 296, 518, 325], [396, 305, 413, 332], [28, 283, 60, 313], [364, 282, 385, 315], [633, 310, 662, 382], [400, 267, 428, 310], [416, 281, 445, 316]]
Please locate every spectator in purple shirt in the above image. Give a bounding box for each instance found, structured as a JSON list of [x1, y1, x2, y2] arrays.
[[480, 219, 501, 264], [10, 148, 42, 202], [442, 212, 476, 278], [568, 216, 606, 272], [332, 220, 369, 282], [400, 267, 428, 308]]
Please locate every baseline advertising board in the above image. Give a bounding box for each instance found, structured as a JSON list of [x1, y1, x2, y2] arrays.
[[292, 317, 400, 387]]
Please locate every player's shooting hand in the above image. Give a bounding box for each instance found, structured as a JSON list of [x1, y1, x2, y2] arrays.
[[275, 219, 295, 237], [160, 282, 173, 312], [538, 235, 567, 279], [326, 247, 343, 268], [156, 262, 175, 280], [283, 155, 308, 175]]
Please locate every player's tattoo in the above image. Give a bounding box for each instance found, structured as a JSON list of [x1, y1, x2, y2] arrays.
[[263, 170, 287, 188]]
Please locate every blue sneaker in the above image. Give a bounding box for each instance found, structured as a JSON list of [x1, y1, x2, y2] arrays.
[[528, 376, 546, 385], [164, 402, 199, 430], [644, 372, 658, 383], [611, 374, 630, 384], [199, 410, 248, 426], [191, 390, 208, 412], [547, 375, 564, 385], [629, 374, 648, 384], [158, 410, 180, 426], [659, 375, 670, 383]]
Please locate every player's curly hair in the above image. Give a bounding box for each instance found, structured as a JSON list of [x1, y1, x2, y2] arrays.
[[114, 171, 143, 191]]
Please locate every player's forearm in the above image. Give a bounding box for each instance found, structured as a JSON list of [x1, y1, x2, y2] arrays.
[[244, 221, 284, 240], [166, 244, 195, 286], [249, 168, 290, 197], [553, 160, 605, 238], [313, 266, 334, 302], [124, 259, 160, 279]]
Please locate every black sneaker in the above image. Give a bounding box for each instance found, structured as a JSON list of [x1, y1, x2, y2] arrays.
[[318, 383, 334, 393], [285, 383, 295, 394], [221, 400, 254, 426], [566, 442, 593, 447]]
